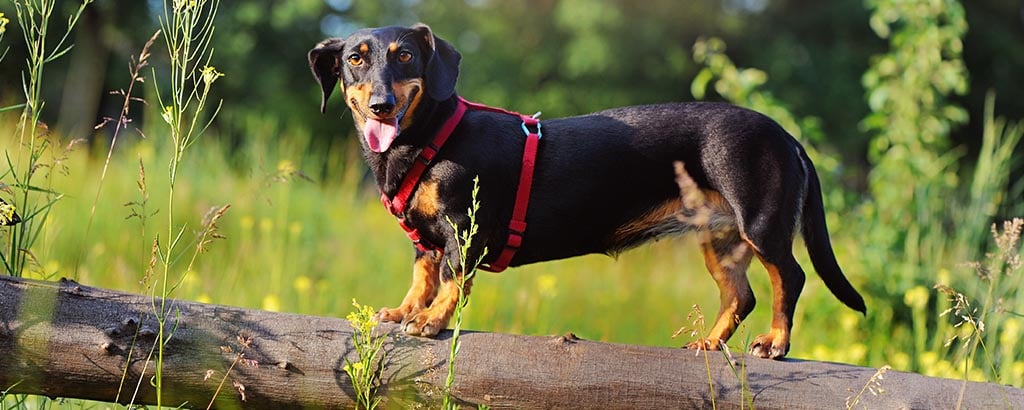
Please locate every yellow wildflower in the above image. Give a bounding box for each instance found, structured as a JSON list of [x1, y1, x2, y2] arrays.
[[0, 200, 19, 226], [903, 285, 929, 310], [277, 159, 295, 175], [161, 105, 175, 125], [293, 275, 312, 293], [536, 274, 558, 299], [201, 65, 224, 86], [289, 221, 303, 237], [262, 294, 281, 312]]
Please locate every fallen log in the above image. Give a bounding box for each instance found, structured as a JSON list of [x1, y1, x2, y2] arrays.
[[0, 275, 1021, 409]]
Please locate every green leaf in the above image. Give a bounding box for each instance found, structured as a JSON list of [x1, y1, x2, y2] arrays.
[[691, 68, 713, 100], [869, 14, 890, 39]]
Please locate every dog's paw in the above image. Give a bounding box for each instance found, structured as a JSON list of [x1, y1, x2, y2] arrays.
[[375, 306, 411, 324], [748, 332, 789, 359], [400, 310, 448, 337], [684, 338, 724, 350]]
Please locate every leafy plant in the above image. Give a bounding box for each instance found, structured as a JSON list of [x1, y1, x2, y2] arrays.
[[343, 299, 387, 410], [2, 0, 91, 277], [859, 0, 969, 294], [145, 0, 226, 407]]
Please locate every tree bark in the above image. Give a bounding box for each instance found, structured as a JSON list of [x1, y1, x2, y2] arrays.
[[0, 275, 1021, 409]]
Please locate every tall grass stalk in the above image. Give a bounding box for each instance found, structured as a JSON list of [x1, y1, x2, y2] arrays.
[[961, 93, 1024, 250], [443, 176, 488, 409], [2, 0, 91, 277], [79, 29, 161, 278], [148, 0, 223, 407], [845, 365, 891, 409], [937, 218, 1022, 408], [672, 304, 721, 409]]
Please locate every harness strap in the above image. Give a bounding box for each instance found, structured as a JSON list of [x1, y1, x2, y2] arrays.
[[380, 97, 540, 273], [381, 98, 468, 248], [479, 115, 539, 273]]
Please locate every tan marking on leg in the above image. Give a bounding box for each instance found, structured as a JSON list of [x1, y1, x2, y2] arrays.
[[403, 271, 473, 337], [748, 254, 792, 359], [685, 232, 754, 351], [377, 251, 441, 323]]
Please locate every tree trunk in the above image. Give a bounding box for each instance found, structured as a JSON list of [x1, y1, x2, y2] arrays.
[[0, 275, 1021, 409]]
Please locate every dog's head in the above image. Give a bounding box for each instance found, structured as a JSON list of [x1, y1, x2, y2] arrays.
[[309, 24, 461, 153]]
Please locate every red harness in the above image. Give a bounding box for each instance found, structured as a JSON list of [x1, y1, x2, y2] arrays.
[[380, 97, 541, 273]]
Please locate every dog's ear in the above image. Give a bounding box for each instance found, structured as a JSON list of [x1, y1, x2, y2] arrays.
[[309, 38, 345, 114], [411, 23, 461, 101]]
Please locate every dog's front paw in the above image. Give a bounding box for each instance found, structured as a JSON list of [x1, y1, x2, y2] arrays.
[[683, 338, 724, 352], [376, 306, 413, 324], [400, 308, 450, 337], [748, 332, 789, 359]]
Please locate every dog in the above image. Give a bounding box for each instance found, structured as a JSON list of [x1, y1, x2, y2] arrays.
[[309, 23, 865, 359]]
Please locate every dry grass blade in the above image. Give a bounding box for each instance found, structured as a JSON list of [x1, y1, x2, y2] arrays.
[[845, 365, 891, 409]]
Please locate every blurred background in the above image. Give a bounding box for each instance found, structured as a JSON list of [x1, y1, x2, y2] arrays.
[[1, 0, 1023, 394], [1, 0, 1021, 173]]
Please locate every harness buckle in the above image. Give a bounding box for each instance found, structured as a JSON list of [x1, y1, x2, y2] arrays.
[[521, 117, 542, 139]]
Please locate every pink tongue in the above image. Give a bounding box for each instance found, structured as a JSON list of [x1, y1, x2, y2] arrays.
[[363, 118, 399, 153]]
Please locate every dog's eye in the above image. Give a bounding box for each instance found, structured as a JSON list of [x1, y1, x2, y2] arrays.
[[397, 50, 413, 63], [347, 54, 363, 67]]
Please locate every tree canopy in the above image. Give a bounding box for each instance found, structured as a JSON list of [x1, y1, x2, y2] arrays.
[[0, 0, 1020, 183]]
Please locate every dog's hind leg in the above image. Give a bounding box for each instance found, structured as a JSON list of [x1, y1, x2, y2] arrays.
[[746, 249, 805, 359], [735, 176, 807, 359], [729, 193, 806, 359], [685, 229, 755, 351], [377, 248, 441, 324]]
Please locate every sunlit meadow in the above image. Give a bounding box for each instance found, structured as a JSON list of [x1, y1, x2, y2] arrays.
[[8, 107, 1017, 389]]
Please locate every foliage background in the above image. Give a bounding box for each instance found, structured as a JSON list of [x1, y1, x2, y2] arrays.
[[1, 0, 1023, 401], [1, 0, 1021, 174]]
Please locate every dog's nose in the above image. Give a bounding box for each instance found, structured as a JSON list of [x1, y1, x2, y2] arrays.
[[369, 94, 396, 115]]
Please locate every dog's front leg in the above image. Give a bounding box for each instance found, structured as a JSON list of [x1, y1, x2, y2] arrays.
[[377, 248, 442, 324], [400, 220, 480, 337]]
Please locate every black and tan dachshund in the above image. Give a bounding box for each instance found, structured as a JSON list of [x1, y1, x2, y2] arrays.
[[309, 24, 865, 359]]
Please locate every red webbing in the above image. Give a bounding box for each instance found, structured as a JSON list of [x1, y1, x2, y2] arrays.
[[381, 97, 540, 272]]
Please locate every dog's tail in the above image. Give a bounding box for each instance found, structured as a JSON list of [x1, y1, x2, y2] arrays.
[[800, 150, 866, 314]]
